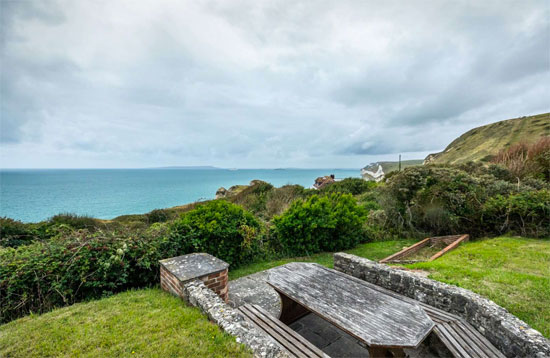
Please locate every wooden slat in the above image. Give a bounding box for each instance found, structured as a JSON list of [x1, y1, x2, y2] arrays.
[[446, 322, 488, 358], [452, 320, 505, 358], [379, 237, 430, 263], [267, 263, 434, 348], [238, 304, 326, 358], [239, 305, 309, 358], [435, 324, 470, 358], [242, 305, 324, 358]]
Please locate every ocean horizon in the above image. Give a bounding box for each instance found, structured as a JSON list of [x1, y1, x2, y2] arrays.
[[0, 168, 360, 223]]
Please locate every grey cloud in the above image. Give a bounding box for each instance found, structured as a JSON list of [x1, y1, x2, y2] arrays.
[[1, 0, 548, 168]]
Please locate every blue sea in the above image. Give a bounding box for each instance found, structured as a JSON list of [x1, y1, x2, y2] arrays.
[[0, 168, 360, 223]]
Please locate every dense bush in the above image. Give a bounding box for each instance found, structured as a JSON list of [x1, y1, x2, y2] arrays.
[[483, 189, 550, 237], [230, 182, 312, 220], [0, 201, 262, 323], [49, 213, 101, 231], [0, 218, 39, 247], [146, 209, 170, 224], [0, 223, 177, 323], [320, 177, 376, 195], [272, 193, 368, 256], [170, 200, 261, 266], [377, 165, 549, 238], [492, 136, 550, 181]]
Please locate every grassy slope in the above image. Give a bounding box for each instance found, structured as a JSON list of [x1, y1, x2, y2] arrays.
[[406, 237, 550, 337], [0, 289, 251, 358], [427, 113, 550, 164]]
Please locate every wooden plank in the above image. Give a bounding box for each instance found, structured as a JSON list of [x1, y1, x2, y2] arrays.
[[445, 321, 487, 358], [379, 237, 430, 263], [267, 263, 434, 348], [244, 304, 326, 358], [452, 320, 505, 358], [434, 324, 470, 358], [429, 234, 469, 261], [238, 305, 311, 358]]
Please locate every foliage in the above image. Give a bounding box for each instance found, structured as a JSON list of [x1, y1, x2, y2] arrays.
[[49, 213, 101, 231], [170, 200, 261, 267], [377, 165, 549, 238], [272, 193, 368, 256], [0, 217, 39, 248], [146, 208, 170, 224], [492, 136, 550, 181], [320, 177, 376, 195], [229, 182, 312, 220], [483, 190, 550, 237], [0, 288, 251, 358], [0, 223, 178, 323]]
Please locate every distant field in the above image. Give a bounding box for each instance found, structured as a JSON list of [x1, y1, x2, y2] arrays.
[[426, 112, 550, 164], [379, 160, 423, 173]]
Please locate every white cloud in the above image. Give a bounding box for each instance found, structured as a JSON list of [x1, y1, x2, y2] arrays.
[[1, 0, 548, 168]]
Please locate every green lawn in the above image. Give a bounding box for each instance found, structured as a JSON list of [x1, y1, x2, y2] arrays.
[[0, 289, 251, 358], [406, 237, 550, 338], [229, 239, 417, 279]]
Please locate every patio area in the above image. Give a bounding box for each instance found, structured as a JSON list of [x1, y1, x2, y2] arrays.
[[227, 269, 441, 358]]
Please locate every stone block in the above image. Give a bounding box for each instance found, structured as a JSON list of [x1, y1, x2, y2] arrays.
[[159, 253, 229, 302]]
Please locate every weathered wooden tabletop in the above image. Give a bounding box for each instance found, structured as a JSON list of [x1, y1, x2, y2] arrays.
[[267, 262, 434, 349]]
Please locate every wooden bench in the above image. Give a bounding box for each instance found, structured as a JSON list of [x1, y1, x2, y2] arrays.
[[237, 303, 328, 358], [421, 303, 505, 358]]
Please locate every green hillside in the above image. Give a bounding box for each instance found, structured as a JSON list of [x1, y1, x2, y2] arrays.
[[424, 113, 550, 165]]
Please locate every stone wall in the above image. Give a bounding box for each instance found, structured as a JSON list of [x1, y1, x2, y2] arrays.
[[334, 252, 550, 358], [183, 279, 291, 358]]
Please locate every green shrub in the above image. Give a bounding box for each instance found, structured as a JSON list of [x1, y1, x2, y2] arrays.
[[49, 213, 100, 231], [170, 200, 261, 266], [272, 193, 368, 256], [483, 189, 550, 237], [0, 223, 177, 323], [0, 218, 38, 248], [320, 178, 376, 195], [146, 209, 170, 224]]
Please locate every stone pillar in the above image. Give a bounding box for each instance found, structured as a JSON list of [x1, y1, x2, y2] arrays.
[[159, 253, 229, 302]]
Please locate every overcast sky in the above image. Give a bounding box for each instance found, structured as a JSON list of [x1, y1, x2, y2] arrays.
[[1, 0, 549, 168]]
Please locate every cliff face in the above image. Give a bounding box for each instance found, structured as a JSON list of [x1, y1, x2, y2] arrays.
[[424, 113, 550, 165]]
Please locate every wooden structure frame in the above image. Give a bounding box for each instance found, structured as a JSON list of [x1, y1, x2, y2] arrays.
[[379, 234, 469, 264]]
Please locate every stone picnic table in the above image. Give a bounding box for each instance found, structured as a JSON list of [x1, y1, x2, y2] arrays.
[[267, 262, 434, 357]]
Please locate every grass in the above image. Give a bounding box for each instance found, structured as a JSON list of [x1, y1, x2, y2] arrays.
[[405, 237, 550, 337], [0, 288, 251, 358], [229, 239, 417, 280], [429, 112, 550, 164]]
